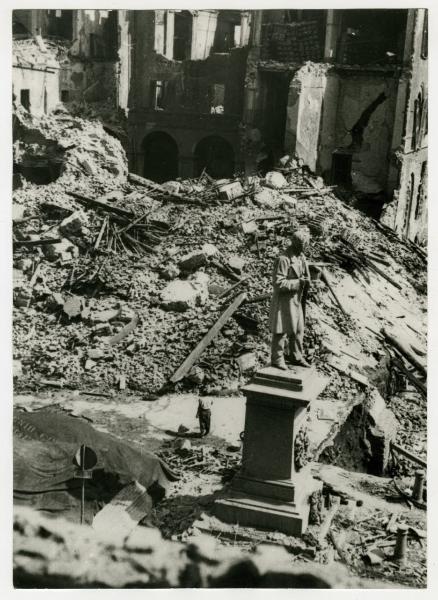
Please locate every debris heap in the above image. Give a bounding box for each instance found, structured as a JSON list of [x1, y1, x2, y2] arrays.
[[13, 108, 427, 470]]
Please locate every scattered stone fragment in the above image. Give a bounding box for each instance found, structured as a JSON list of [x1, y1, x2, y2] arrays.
[[227, 256, 245, 274], [58, 210, 87, 237], [178, 250, 208, 273], [201, 243, 219, 257], [236, 352, 256, 372], [161, 273, 209, 312], [265, 171, 287, 189], [63, 296, 84, 319], [87, 348, 105, 360], [160, 263, 180, 280]]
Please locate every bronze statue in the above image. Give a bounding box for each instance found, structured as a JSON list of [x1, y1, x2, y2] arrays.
[[269, 230, 311, 370]]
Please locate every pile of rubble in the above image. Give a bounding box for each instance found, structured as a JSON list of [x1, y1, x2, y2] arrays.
[[12, 108, 427, 468]]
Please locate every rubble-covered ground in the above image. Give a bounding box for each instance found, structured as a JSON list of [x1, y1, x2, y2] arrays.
[[12, 105, 427, 587]]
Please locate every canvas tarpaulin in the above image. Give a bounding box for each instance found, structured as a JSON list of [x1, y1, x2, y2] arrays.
[[13, 406, 177, 521]]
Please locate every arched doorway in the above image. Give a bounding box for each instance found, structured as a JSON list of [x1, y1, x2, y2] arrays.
[[194, 136, 234, 179], [142, 132, 178, 183]]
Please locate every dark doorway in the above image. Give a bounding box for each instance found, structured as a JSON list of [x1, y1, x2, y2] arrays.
[[194, 136, 234, 178], [142, 132, 178, 183], [331, 151, 353, 186], [260, 72, 292, 161], [20, 89, 30, 111]]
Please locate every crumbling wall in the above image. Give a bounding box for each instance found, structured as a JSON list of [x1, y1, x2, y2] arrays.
[[389, 9, 428, 244], [13, 40, 61, 117], [285, 63, 330, 172], [191, 10, 218, 60], [13, 506, 363, 588], [319, 72, 398, 189]]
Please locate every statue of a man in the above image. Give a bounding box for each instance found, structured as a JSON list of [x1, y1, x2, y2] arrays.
[[269, 230, 311, 370]]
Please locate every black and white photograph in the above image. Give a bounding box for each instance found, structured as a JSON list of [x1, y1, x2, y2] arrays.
[[5, 1, 431, 591]]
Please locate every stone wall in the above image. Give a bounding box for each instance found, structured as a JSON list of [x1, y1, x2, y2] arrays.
[[390, 9, 428, 244], [13, 506, 364, 588], [285, 63, 330, 173]]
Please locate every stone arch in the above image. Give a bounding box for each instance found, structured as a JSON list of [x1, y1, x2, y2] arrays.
[[194, 135, 234, 179], [142, 131, 178, 183]]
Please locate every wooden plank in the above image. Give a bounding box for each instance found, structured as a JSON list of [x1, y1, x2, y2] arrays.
[[390, 442, 426, 469], [94, 217, 108, 250], [321, 269, 348, 318], [108, 315, 139, 346], [170, 292, 247, 383], [390, 353, 426, 396], [67, 191, 134, 219], [14, 238, 61, 247], [382, 328, 426, 376]]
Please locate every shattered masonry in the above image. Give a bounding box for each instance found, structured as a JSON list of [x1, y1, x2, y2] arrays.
[[12, 8, 427, 590], [13, 8, 427, 244]]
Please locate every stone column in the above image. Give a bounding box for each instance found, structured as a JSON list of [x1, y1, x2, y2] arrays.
[[215, 365, 329, 536]]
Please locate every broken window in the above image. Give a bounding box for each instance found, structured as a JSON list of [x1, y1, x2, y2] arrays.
[[412, 87, 425, 151], [174, 11, 192, 61], [414, 162, 427, 220], [421, 11, 428, 59], [150, 80, 168, 110], [61, 90, 70, 103], [20, 89, 30, 111], [209, 83, 225, 114], [47, 9, 73, 40], [89, 33, 106, 59], [213, 11, 241, 53], [403, 172, 415, 238], [338, 9, 408, 65]]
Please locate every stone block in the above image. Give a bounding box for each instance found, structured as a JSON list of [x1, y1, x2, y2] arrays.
[[58, 210, 87, 237], [160, 264, 180, 280], [201, 243, 219, 257], [161, 273, 209, 312], [43, 238, 79, 262], [178, 250, 208, 273], [87, 348, 105, 360], [254, 188, 282, 209], [265, 171, 287, 189], [227, 256, 245, 274]]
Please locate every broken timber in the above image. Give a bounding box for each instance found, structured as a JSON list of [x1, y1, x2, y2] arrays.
[[170, 292, 247, 383], [67, 191, 134, 219], [320, 269, 348, 318], [382, 328, 426, 377], [109, 314, 139, 346], [390, 442, 427, 469]]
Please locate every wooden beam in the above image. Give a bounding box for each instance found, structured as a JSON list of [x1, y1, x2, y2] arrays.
[[382, 328, 427, 377], [67, 191, 134, 219], [321, 268, 348, 318], [390, 442, 427, 469], [170, 292, 247, 383]]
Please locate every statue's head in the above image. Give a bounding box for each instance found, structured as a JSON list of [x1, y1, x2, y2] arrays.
[[290, 229, 310, 254]]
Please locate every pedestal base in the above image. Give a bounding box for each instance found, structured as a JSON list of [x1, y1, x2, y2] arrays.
[[215, 472, 322, 536]]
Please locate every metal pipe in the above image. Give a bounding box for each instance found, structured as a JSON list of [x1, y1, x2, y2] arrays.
[[393, 525, 408, 563], [13, 64, 55, 74], [412, 470, 425, 501]]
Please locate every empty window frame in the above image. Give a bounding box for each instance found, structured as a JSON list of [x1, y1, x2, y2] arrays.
[[150, 80, 168, 110], [20, 89, 30, 111]]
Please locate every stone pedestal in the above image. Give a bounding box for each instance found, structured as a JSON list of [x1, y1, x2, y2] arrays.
[[215, 366, 329, 535]]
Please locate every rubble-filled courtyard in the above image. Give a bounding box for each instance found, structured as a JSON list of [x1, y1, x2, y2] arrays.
[[11, 7, 428, 591]]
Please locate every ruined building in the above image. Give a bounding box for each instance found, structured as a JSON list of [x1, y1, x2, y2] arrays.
[[12, 8, 427, 244]]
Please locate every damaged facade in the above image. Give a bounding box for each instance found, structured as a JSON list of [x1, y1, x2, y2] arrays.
[[13, 8, 427, 243]]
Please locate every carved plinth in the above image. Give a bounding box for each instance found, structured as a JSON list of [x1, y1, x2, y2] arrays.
[[215, 366, 329, 535]]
